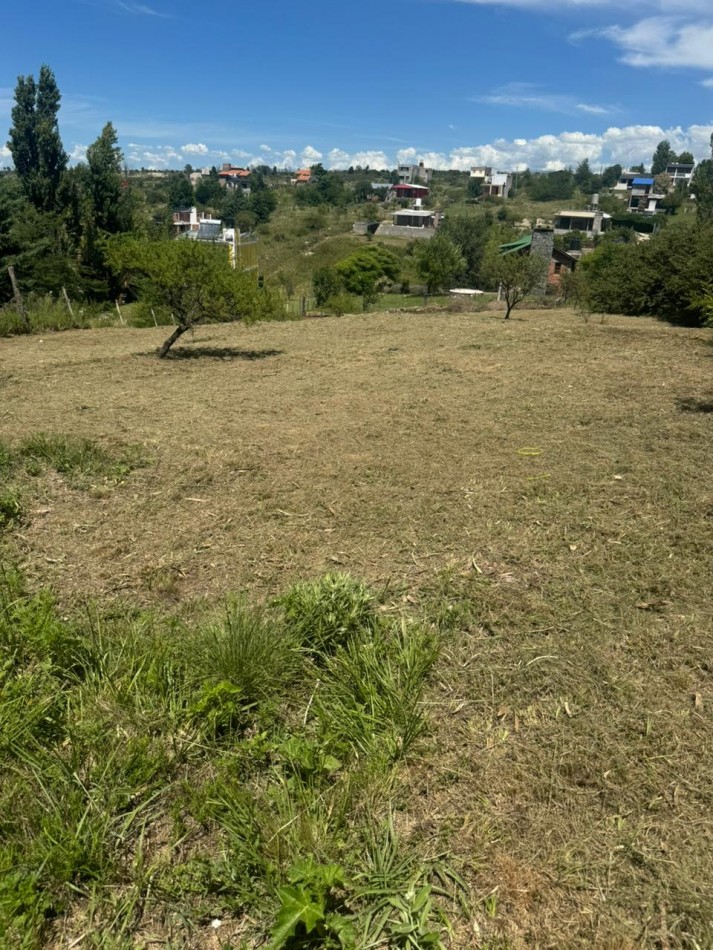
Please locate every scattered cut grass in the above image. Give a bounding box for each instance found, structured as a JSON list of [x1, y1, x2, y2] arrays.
[[1, 309, 712, 946]]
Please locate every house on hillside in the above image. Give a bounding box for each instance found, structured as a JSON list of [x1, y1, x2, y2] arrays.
[[388, 183, 430, 201], [481, 172, 513, 199], [554, 209, 612, 235], [172, 206, 222, 236], [375, 207, 441, 240], [397, 162, 432, 186], [292, 168, 313, 185], [628, 177, 665, 214], [666, 161, 695, 188], [218, 165, 252, 192], [470, 166, 513, 198], [500, 228, 576, 289]]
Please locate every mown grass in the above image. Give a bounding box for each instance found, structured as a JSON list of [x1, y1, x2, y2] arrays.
[[0, 433, 146, 540], [2, 309, 711, 947], [0, 569, 454, 948]]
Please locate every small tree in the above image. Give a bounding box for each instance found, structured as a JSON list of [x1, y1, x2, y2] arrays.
[[105, 237, 281, 357], [412, 232, 465, 303], [484, 246, 549, 320], [335, 245, 399, 310], [651, 140, 676, 176], [313, 265, 343, 307]]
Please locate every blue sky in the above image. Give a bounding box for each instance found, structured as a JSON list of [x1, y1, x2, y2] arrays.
[[2, 0, 712, 171]]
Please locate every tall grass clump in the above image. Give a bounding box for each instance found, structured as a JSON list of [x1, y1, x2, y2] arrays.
[[314, 620, 439, 762], [188, 596, 301, 706], [0, 294, 97, 337], [279, 572, 377, 655], [0, 567, 450, 946]]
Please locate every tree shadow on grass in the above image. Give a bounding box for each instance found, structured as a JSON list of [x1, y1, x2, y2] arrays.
[[677, 396, 713, 414], [146, 346, 284, 361]]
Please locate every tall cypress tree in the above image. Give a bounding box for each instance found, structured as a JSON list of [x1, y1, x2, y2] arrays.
[[86, 122, 124, 233], [7, 64, 67, 212]]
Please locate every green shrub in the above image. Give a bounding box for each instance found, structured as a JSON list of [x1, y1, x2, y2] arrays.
[[279, 573, 376, 655], [325, 292, 359, 316], [0, 488, 23, 529], [188, 680, 252, 739], [315, 621, 439, 762], [188, 597, 300, 707]]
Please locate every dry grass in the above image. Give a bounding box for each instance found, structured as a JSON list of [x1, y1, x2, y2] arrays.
[[2, 308, 712, 947]]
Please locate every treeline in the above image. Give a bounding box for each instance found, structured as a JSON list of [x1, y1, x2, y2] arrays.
[[0, 66, 137, 303]]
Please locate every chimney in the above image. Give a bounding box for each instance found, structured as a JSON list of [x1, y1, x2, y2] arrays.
[[530, 227, 554, 295]]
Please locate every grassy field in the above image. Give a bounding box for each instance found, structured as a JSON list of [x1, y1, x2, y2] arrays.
[[1, 308, 712, 948]]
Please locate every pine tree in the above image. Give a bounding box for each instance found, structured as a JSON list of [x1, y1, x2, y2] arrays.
[[86, 122, 124, 233], [651, 140, 675, 176], [7, 65, 67, 212]]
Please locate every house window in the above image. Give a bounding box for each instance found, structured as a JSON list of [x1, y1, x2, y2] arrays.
[[554, 262, 562, 274]]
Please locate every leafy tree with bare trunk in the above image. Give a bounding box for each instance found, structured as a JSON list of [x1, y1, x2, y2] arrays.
[[484, 244, 549, 319], [105, 237, 282, 358], [412, 232, 465, 303]]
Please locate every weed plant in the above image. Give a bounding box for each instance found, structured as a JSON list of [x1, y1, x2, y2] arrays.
[[279, 572, 376, 655], [0, 568, 447, 947]]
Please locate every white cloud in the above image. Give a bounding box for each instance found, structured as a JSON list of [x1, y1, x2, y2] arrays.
[[182, 142, 208, 154], [391, 124, 713, 171], [259, 144, 271, 152], [326, 149, 390, 170], [301, 145, 323, 164], [69, 143, 88, 163], [702, 77, 713, 87], [115, 1, 170, 16], [598, 17, 713, 69], [476, 83, 618, 116], [0, 144, 11, 161], [114, 122, 712, 173]]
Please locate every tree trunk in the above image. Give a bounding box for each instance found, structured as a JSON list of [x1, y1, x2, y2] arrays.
[[157, 323, 188, 358], [504, 302, 513, 319]]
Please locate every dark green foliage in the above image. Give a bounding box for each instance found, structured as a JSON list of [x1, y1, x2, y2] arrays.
[[652, 140, 676, 175], [86, 122, 125, 234], [167, 172, 194, 209], [692, 159, 713, 225], [269, 859, 354, 949], [574, 158, 594, 194], [105, 235, 284, 356], [579, 221, 713, 325], [411, 232, 465, 298], [279, 572, 376, 655], [526, 169, 574, 202], [7, 65, 67, 213], [335, 245, 400, 309], [313, 265, 343, 306], [601, 163, 623, 188], [440, 212, 493, 289]]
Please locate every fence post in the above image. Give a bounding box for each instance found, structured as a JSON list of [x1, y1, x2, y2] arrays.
[[7, 266, 31, 331]]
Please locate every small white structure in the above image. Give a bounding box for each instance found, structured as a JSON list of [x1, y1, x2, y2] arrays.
[[172, 206, 222, 236], [482, 172, 512, 199], [470, 166, 492, 179]]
